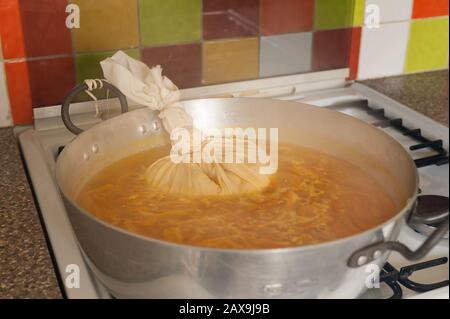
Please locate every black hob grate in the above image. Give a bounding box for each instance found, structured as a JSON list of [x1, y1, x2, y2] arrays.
[[380, 257, 449, 299], [329, 99, 449, 168]]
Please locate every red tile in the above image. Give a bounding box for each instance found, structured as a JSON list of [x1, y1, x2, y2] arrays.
[[312, 28, 353, 72], [27, 57, 76, 107], [19, 0, 72, 57], [260, 0, 314, 35], [413, 0, 449, 18], [203, 0, 259, 40], [0, 0, 26, 59], [4, 61, 32, 124], [141, 43, 202, 89], [348, 27, 361, 80]]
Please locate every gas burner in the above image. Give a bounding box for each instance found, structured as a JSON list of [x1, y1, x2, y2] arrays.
[[408, 195, 449, 239]]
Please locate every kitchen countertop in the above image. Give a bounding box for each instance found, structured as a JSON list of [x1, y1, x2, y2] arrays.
[[0, 127, 62, 298], [360, 70, 449, 127], [0, 70, 448, 299]]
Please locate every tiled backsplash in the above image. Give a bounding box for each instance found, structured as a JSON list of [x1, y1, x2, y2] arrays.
[[0, 0, 448, 126]]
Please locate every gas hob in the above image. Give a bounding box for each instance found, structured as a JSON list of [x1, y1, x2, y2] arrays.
[[17, 70, 449, 299]]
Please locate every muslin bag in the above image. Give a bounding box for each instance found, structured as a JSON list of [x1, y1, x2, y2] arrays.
[[100, 51, 271, 196]]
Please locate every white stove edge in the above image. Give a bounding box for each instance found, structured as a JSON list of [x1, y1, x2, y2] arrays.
[[18, 129, 106, 299]]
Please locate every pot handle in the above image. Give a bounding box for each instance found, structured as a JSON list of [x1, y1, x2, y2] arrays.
[[348, 195, 449, 268], [61, 80, 128, 135]]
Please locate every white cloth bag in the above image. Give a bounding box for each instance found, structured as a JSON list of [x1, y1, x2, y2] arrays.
[[100, 50, 192, 133]]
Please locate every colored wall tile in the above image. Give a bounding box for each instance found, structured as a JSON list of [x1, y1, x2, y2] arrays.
[[19, 0, 72, 57], [4, 61, 32, 124], [358, 22, 410, 79], [348, 27, 361, 80], [0, 0, 26, 59], [352, 0, 365, 26], [71, 0, 139, 52], [1, 0, 448, 116], [0, 62, 13, 127], [141, 44, 201, 89], [260, 32, 312, 77], [405, 18, 449, 73], [28, 57, 76, 107], [312, 28, 353, 71], [75, 49, 140, 83], [260, 0, 314, 35], [75, 49, 139, 101], [203, 0, 259, 40], [140, 0, 201, 46], [365, 0, 413, 24], [203, 38, 259, 84], [315, 0, 363, 30], [412, 0, 449, 19]]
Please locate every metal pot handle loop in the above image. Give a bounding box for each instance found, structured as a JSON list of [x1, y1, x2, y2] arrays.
[[61, 80, 128, 135], [348, 195, 449, 268]]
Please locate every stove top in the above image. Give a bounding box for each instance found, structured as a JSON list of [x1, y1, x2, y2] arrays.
[[17, 70, 449, 299]]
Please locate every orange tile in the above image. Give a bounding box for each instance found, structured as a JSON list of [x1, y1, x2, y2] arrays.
[[348, 27, 361, 80], [20, 0, 72, 57], [4, 61, 32, 125], [203, 0, 260, 40], [28, 57, 76, 107], [413, 0, 449, 18], [203, 38, 259, 84], [312, 28, 353, 72], [260, 0, 314, 35], [142, 44, 202, 89], [0, 0, 26, 59]]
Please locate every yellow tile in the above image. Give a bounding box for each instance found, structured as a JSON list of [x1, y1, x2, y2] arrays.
[[203, 38, 259, 85], [405, 18, 449, 73], [353, 0, 365, 26], [71, 0, 139, 52]]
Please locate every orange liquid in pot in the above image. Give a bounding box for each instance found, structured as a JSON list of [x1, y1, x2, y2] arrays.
[[76, 143, 398, 249]]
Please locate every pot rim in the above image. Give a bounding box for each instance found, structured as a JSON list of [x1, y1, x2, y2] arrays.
[[56, 98, 420, 256]]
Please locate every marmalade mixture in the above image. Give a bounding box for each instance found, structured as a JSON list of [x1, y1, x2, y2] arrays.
[[76, 143, 397, 249]]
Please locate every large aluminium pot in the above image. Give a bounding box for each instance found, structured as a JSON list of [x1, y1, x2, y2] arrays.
[[56, 86, 447, 298]]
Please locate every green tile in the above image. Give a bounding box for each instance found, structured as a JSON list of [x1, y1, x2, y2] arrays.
[[139, 0, 202, 46], [353, 0, 365, 26], [405, 18, 449, 73], [75, 49, 140, 83], [315, 0, 362, 30], [74, 49, 140, 100]]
